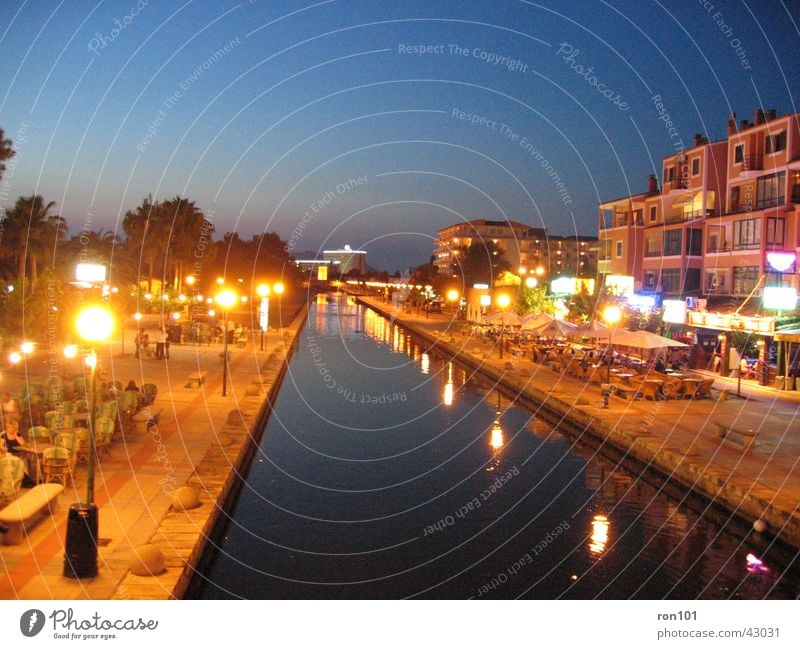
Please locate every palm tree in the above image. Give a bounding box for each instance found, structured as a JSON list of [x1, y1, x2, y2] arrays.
[[1, 195, 66, 291]]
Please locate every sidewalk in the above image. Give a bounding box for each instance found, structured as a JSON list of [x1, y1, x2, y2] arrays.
[[357, 295, 800, 549], [0, 306, 307, 599]]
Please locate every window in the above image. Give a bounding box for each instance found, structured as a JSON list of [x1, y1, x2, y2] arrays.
[[756, 172, 785, 208], [792, 171, 800, 203], [634, 209, 643, 225], [734, 144, 744, 164], [644, 271, 657, 288], [730, 186, 740, 212], [706, 271, 726, 292], [666, 166, 675, 181], [733, 218, 761, 250], [649, 205, 657, 222], [615, 241, 623, 258], [685, 268, 701, 292], [686, 229, 702, 256], [645, 236, 661, 257], [663, 229, 682, 256], [733, 266, 759, 295], [660, 269, 682, 293], [765, 131, 786, 154], [691, 158, 700, 176], [765, 217, 785, 246]]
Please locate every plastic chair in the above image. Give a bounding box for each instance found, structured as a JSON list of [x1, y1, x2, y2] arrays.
[[0, 455, 25, 506], [42, 446, 71, 486], [61, 400, 76, 415]]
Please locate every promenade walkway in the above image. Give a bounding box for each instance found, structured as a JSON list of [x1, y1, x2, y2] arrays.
[[0, 304, 306, 599], [357, 295, 800, 550]]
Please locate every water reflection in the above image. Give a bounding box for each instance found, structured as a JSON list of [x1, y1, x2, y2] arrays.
[[199, 299, 800, 599], [589, 514, 610, 556]]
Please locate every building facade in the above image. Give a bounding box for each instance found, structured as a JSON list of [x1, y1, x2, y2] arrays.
[[598, 108, 800, 302], [434, 219, 597, 280]]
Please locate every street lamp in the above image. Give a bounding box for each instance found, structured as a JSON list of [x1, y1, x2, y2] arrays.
[[64, 305, 113, 579], [216, 289, 237, 396], [602, 305, 622, 384], [496, 293, 512, 359], [446, 289, 460, 316], [256, 284, 270, 352]]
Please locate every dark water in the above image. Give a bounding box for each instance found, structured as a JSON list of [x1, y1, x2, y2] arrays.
[[197, 296, 799, 599]]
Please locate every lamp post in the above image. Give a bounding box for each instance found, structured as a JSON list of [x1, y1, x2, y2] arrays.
[[63, 305, 113, 579], [256, 284, 270, 352], [446, 289, 460, 317], [216, 290, 237, 396], [496, 293, 511, 359], [602, 305, 621, 385]]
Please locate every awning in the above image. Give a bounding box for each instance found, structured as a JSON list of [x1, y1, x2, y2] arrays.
[[774, 328, 800, 343]]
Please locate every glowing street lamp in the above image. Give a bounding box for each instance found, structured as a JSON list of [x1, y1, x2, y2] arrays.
[[64, 305, 113, 579], [496, 293, 512, 359], [8, 351, 21, 365], [446, 289, 460, 316], [257, 284, 270, 352], [216, 289, 237, 396], [20, 341, 34, 355]]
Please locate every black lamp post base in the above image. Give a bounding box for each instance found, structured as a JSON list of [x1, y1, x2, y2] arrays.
[[63, 502, 99, 579]]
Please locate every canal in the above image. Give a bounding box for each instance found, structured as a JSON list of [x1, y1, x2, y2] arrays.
[[195, 295, 799, 598]]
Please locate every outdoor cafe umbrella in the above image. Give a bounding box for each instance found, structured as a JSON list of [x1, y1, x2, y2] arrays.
[[608, 329, 689, 349], [578, 319, 612, 339], [484, 311, 522, 327], [531, 318, 580, 338], [520, 312, 553, 330]]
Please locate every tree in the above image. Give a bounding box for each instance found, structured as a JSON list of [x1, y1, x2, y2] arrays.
[[1, 195, 67, 291], [0, 128, 14, 181], [452, 241, 510, 287], [517, 284, 553, 315]]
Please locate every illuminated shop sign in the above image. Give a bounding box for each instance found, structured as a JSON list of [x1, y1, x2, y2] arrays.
[[662, 300, 687, 324], [687, 311, 774, 334], [605, 275, 634, 297], [763, 287, 798, 311]]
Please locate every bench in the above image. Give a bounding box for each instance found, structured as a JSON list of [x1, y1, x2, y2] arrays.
[[0, 484, 64, 545], [713, 420, 758, 450], [186, 371, 208, 388], [132, 406, 162, 435]]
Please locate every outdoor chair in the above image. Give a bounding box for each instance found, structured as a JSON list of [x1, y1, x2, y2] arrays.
[[141, 383, 158, 405], [694, 378, 714, 399], [42, 446, 71, 486], [26, 426, 53, 444], [54, 432, 79, 470], [0, 455, 25, 507], [60, 400, 76, 415], [661, 379, 682, 399], [94, 418, 115, 457]]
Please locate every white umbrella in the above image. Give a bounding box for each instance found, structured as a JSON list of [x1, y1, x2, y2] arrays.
[[609, 329, 688, 349], [484, 311, 522, 327], [520, 312, 553, 330], [578, 319, 612, 339], [531, 318, 580, 338]]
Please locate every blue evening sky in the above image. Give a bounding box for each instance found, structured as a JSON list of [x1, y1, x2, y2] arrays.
[[1, 0, 798, 270]]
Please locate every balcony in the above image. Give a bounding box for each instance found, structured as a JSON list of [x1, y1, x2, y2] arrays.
[[741, 154, 763, 171], [644, 250, 662, 258], [792, 186, 800, 203]]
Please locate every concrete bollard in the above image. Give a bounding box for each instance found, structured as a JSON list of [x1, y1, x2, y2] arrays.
[[129, 544, 166, 576], [171, 486, 201, 511]]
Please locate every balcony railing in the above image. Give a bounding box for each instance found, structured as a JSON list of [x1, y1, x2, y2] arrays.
[[741, 154, 763, 171], [644, 250, 662, 257]]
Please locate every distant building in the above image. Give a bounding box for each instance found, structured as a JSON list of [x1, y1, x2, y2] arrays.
[[433, 219, 597, 279], [323, 244, 367, 275]]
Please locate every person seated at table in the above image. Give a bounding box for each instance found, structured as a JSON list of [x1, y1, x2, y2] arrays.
[[654, 358, 667, 373], [0, 419, 26, 452], [739, 356, 751, 378], [1, 391, 20, 427], [124, 379, 140, 392]]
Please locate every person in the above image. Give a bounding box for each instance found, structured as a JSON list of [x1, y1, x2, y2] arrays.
[[654, 357, 666, 373], [134, 330, 142, 358], [739, 356, 750, 378], [163, 327, 171, 360], [125, 379, 140, 392], [154, 327, 166, 360], [1, 392, 20, 427], [1, 419, 26, 452]]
